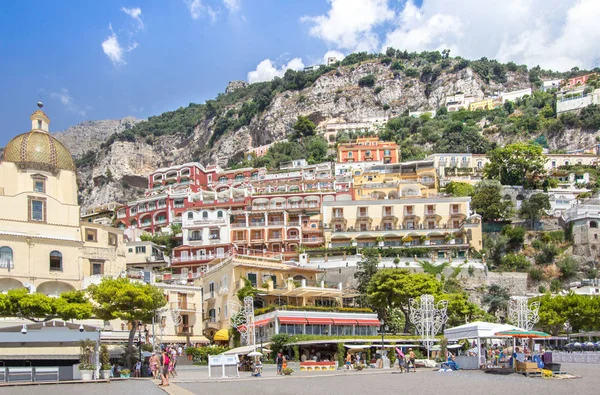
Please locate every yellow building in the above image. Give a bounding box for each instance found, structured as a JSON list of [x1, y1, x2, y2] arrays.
[[197, 255, 344, 338], [468, 99, 495, 111], [352, 161, 437, 199], [0, 105, 126, 295], [322, 197, 483, 254]]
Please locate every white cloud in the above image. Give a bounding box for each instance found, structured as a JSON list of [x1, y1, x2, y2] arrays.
[[223, 0, 240, 12], [247, 58, 305, 83], [101, 24, 140, 66], [381, 0, 600, 70], [50, 88, 87, 117], [102, 25, 125, 66], [184, 0, 217, 22], [323, 50, 345, 65], [121, 7, 144, 30], [301, 0, 394, 52]]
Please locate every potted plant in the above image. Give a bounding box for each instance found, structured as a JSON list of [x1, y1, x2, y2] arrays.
[[120, 369, 131, 378], [444, 234, 455, 244], [282, 367, 294, 376], [351, 239, 357, 247], [420, 235, 431, 245], [376, 236, 385, 247], [186, 346, 197, 361], [100, 344, 111, 379], [402, 236, 413, 246], [78, 339, 96, 381]]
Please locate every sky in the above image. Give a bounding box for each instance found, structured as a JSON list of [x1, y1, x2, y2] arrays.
[[1, 0, 600, 145]]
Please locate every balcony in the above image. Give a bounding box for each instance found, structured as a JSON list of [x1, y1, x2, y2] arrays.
[[188, 235, 203, 241], [231, 222, 248, 228], [302, 237, 324, 244], [205, 291, 215, 300], [287, 221, 300, 226], [155, 218, 167, 225], [268, 234, 283, 241], [286, 235, 300, 240], [233, 238, 248, 244], [268, 220, 285, 226], [146, 254, 165, 262], [249, 221, 266, 227], [170, 302, 196, 311], [83, 246, 116, 261]]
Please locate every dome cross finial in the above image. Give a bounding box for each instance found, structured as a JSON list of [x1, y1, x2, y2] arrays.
[[37, 101, 44, 109]]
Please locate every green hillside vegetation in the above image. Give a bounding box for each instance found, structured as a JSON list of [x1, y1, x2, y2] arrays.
[[83, 49, 600, 169]]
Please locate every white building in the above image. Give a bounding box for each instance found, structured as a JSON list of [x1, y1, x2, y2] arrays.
[[182, 208, 231, 246], [541, 79, 563, 92], [556, 87, 600, 114], [500, 88, 532, 103]]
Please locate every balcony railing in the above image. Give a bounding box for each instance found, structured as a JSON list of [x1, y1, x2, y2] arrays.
[[188, 235, 203, 241], [302, 237, 324, 243], [231, 222, 248, 228], [250, 222, 266, 227], [170, 302, 196, 311], [155, 219, 167, 225]]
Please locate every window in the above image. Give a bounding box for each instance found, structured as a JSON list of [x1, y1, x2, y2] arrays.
[[85, 228, 97, 242], [348, 152, 353, 158], [187, 212, 194, 219], [34, 180, 45, 193], [190, 230, 202, 240], [108, 233, 118, 246], [0, 246, 13, 269], [29, 197, 46, 222], [128, 248, 133, 253], [217, 210, 223, 218], [384, 149, 391, 156], [591, 221, 598, 228], [247, 273, 257, 287], [37, 120, 42, 129], [91, 261, 103, 275], [202, 211, 209, 219], [270, 275, 277, 288], [49, 250, 62, 271], [135, 246, 146, 254]]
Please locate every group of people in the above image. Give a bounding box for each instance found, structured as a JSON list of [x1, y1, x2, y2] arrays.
[[148, 346, 179, 387], [275, 353, 288, 375], [343, 348, 417, 372]]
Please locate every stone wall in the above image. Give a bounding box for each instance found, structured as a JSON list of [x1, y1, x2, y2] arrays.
[[486, 272, 529, 295]]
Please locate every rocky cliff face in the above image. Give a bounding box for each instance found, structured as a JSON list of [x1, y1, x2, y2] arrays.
[[68, 59, 560, 210], [54, 117, 141, 158]]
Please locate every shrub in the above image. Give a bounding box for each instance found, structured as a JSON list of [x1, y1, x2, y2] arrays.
[[557, 255, 579, 281], [528, 267, 544, 282], [374, 86, 383, 94], [390, 61, 404, 71], [499, 254, 530, 272], [538, 285, 547, 293], [535, 243, 560, 265], [358, 75, 376, 88], [282, 367, 294, 375], [550, 279, 562, 293], [405, 68, 419, 78]]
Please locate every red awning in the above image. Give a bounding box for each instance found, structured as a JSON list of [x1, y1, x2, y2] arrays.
[[356, 319, 381, 326], [306, 318, 333, 325], [254, 319, 271, 327], [279, 317, 308, 325], [332, 318, 358, 325]]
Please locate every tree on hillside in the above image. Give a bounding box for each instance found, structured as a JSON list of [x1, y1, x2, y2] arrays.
[[440, 293, 491, 327], [482, 284, 510, 317], [291, 116, 316, 139], [471, 180, 513, 221], [0, 289, 92, 322], [519, 193, 550, 230], [500, 225, 526, 251], [88, 278, 165, 368], [367, 269, 442, 333], [434, 121, 493, 154], [354, 251, 379, 306], [484, 142, 547, 188], [445, 181, 474, 197]]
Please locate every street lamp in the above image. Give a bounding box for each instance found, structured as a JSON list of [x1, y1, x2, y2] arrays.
[[137, 321, 143, 366], [380, 320, 388, 354]]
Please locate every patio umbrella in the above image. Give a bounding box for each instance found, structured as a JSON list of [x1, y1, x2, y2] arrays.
[[494, 330, 550, 370], [247, 351, 263, 357], [494, 330, 551, 338]]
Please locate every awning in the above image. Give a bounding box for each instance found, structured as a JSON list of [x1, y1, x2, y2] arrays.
[[0, 346, 80, 360], [214, 329, 230, 341], [254, 319, 271, 327], [160, 335, 210, 343], [332, 318, 358, 325], [279, 317, 308, 325], [356, 319, 381, 326], [306, 318, 333, 325]]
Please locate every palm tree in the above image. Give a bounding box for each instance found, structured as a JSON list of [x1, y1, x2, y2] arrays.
[[417, 260, 450, 279]]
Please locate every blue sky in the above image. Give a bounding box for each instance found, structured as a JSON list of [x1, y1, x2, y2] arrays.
[[1, 0, 599, 145]]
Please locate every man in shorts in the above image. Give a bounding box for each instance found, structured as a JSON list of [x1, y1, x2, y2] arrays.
[[408, 348, 416, 373]]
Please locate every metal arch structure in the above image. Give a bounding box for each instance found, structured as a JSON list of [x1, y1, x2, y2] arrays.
[[409, 294, 448, 359], [508, 296, 540, 331], [228, 296, 256, 350]]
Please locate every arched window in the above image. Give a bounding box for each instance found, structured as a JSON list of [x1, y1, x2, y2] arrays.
[[49, 250, 62, 271], [591, 221, 598, 228], [202, 211, 209, 219], [0, 246, 13, 269], [191, 231, 202, 240], [187, 212, 194, 219], [217, 210, 223, 218]]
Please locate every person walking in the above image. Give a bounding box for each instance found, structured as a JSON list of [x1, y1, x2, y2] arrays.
[[134, 360, 142, 377], [150, 352, 159, 379], [345, 353, 352, 370], [408, 348, 416, 373], [170, 352, 178, 377], [276, 353, 283, 375], [160, 349, 170, 387]]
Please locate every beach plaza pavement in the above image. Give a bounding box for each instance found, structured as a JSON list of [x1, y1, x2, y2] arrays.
[[1, 363, 599, 395]]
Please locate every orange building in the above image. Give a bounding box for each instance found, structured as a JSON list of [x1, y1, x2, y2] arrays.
[[337, 137, 400, 164]]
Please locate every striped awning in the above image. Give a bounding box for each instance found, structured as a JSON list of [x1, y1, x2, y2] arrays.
[[254, 319, 271, 327], [306, 318, 333, 325], [279, 317, 308, 325], [356, 319, 381, 326], [332, 318, 358, 325]]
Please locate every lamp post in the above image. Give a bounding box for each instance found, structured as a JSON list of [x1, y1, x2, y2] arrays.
[[137, 321, 143, 365]]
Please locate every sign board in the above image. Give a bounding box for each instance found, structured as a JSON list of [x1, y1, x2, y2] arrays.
[[208, 354, 239, 378]]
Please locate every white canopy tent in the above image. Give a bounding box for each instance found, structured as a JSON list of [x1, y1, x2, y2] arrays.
[[444, 321, 523, 369], [444, 321, 522, 341]]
